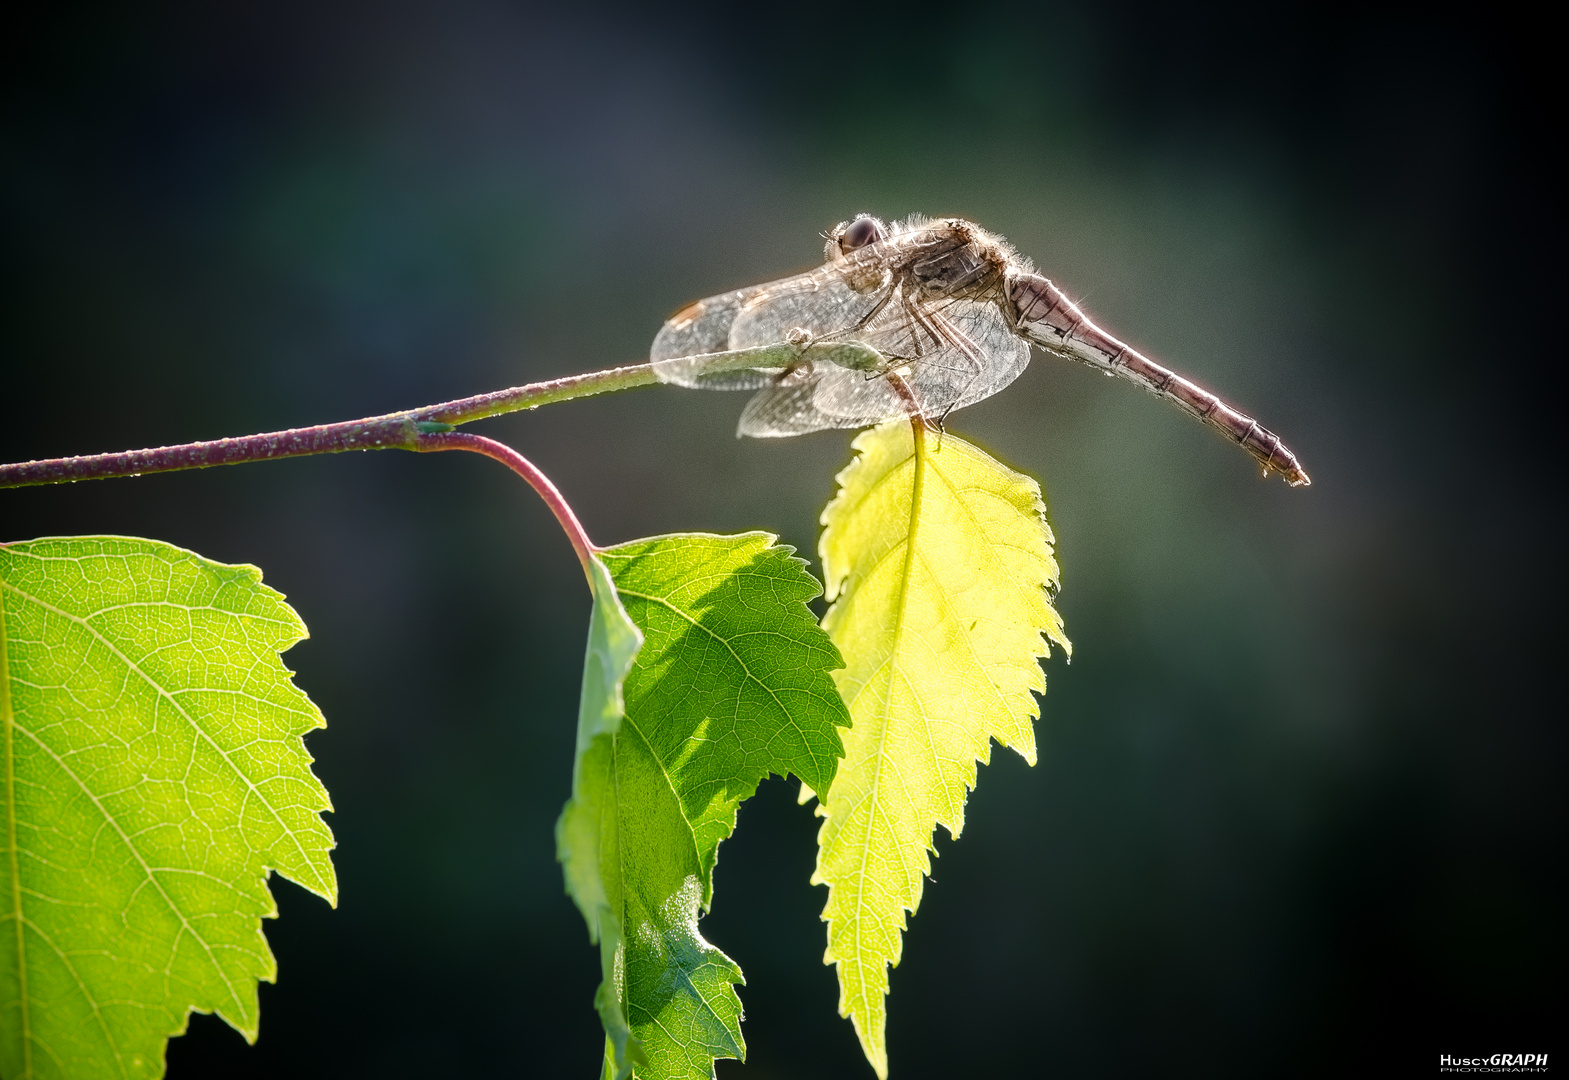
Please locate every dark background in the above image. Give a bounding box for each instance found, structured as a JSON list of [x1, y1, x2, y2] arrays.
[[1, 2, 1560, 1076]]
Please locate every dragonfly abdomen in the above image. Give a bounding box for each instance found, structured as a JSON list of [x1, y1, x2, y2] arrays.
[[1007, 271, 1310, 486]]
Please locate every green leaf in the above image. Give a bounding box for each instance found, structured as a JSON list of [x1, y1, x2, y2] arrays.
[[555, 555, 647, 1078], [0, 536, 336, 1080], [812, 423, 1069, 1078], [604, 534, 849, 900], [559, 534, 850, 1079]]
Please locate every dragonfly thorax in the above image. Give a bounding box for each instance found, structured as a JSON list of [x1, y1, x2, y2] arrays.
[[905, 221, 1010, 300]]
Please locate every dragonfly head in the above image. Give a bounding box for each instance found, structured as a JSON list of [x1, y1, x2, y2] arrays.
[[825, 214, 888, 261]]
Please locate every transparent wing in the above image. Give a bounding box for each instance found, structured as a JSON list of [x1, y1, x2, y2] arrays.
[[730, 260, 924, 432], [736, 364, 911, 438], [736, 369, 849, 437], [734, 286, 1033, 435], [727, 264, 888, 349], [917, 295, 1031, 412], [652, 258, 891, 389], [661, 224, 1033, 435], [808, 292, 1031, 424], [650, 287, 776, 390], [724, 263, 902, 434]]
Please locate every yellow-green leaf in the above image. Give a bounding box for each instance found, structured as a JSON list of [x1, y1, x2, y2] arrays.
[[813, 422, 1069, 1077]]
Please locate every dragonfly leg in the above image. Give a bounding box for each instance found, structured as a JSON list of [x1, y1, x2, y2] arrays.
[[904, 292, 989, 418], [847, 277, 900, 334]]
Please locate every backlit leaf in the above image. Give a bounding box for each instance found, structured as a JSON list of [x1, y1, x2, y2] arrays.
[[559, 534, 850, 1079], [556, 555, 647, 1077], [812, 423, 1069, 1077], [0, 536, 336, 1080]]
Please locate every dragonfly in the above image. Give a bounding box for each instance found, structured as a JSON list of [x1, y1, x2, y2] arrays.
[[651, 214, 1309, 486]]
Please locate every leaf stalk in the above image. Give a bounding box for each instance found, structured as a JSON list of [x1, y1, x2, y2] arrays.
[[414, 431, 598, 574]]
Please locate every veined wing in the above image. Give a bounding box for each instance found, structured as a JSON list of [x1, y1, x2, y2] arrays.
[[734, 286, 1034, 438], [665, 223, 1029, 436], [811, 293, 1030, 422], [736, 367, 844, 437], [695, 260, 900, 436], [650, 286, 775, 389], [652, 258, 889, 390], [727, 263, 889, 350], [735, 296, 1025, 437], [929, 297, 1032, 410], [727, 263, 902, 437], [726, 224, 977, 353]]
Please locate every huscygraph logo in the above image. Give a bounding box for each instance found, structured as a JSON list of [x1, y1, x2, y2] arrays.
[[1440, 1053, 1550, 1073]]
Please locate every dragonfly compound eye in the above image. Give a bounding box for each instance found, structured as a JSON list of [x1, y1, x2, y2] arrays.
[[839, 216, 885, 253]]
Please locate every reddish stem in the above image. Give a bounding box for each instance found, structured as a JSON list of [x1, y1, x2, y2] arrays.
[[0, 362, 659, 489], [415, 431, 598, 574]]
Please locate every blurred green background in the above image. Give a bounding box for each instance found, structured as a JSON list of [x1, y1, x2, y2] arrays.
[[1, 2, 1558, 1076]]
